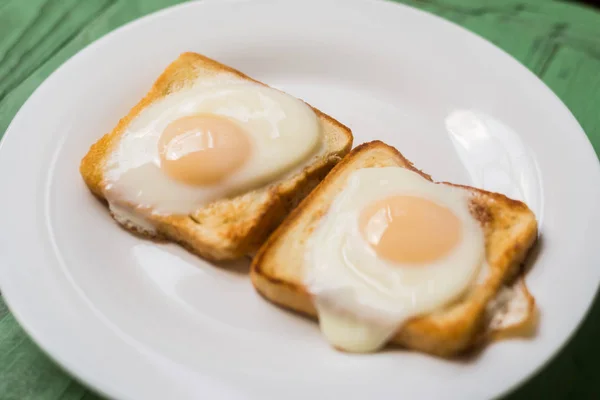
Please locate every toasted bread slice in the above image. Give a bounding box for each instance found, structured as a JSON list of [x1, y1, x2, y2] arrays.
[[80, 52, 352, 261], [251, 141, 538, 357]]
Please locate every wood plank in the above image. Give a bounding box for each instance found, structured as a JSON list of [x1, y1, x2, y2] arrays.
[[0, 0, 48, 59], [541, 45, 600, 154], [0, 314, 80, 400], [0, 0, 114, 100]]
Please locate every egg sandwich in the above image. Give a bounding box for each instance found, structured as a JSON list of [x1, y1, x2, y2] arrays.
[[251, 141, 538, 357], [80, 52, 353, 261]]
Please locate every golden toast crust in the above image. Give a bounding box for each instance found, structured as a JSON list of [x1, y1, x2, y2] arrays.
[[80, 52, 353, 260], [251, 141, 538, 357]]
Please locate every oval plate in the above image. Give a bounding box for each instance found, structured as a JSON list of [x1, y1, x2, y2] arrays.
[[1, 0, 599, 399]]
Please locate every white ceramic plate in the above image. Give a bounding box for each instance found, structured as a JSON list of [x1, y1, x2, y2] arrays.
[[1, 0, 599, 399]]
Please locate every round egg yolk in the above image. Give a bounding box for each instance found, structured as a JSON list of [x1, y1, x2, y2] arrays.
[[359, 195, 462, 264], [158, 114, 251, 186]]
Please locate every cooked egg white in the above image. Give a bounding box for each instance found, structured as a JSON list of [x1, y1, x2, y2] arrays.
[[304, 167, 485, 352], [103, 79, 322, 216]]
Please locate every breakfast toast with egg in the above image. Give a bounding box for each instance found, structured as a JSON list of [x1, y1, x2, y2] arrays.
[[251, 141, 538, 357], [80, 52, 352, 261]]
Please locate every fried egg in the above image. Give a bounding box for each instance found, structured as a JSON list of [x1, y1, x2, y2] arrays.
[[304, 167, 485, 352], [103, 80, 322, 215]]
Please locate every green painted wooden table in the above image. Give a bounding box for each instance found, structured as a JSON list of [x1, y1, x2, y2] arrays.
[[1, 0, 599, 399]]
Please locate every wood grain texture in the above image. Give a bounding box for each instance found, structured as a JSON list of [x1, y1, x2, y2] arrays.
[[0, 0, 599, 399]]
